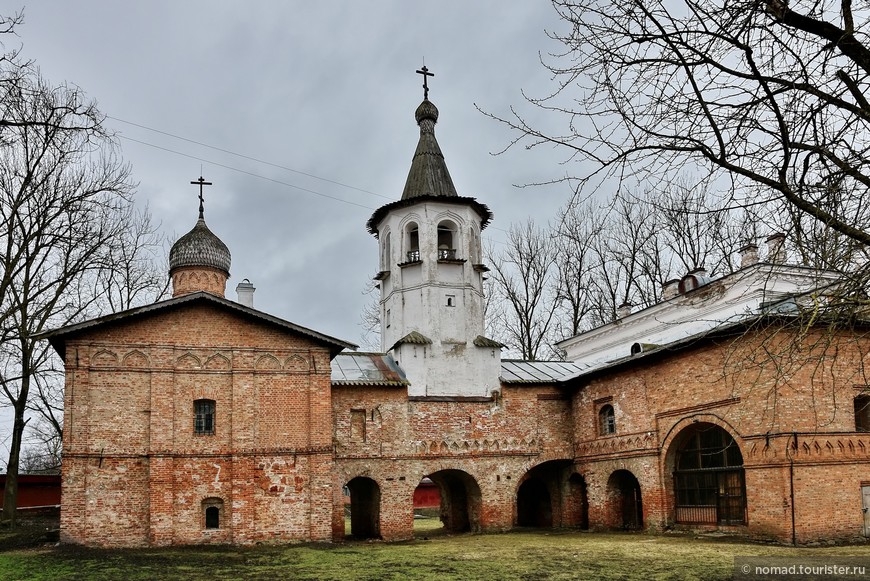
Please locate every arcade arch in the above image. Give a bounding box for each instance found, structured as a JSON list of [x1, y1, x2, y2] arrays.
[[419, 469, 482, 534], [606, 470, 643, 530], [667, 422, 746, 525], [345, 476, 381, 539], [515, 460, 587, 529]]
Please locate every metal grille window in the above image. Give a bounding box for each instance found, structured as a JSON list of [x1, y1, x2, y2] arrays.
[[599, 404, 616, 436], [194, 399, 215, 435], [673, 424, 746, 525]]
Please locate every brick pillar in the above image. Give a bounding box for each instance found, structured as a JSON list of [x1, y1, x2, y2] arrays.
[[148, 456, 175, 545], [60, 346, 89, 544]]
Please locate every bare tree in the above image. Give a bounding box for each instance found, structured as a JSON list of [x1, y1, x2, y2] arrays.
[[488, 0, 870, 251], [94, 206, 169, 314], [487, 220, 560, 360], [0, 61, 137, 526], [553, 199, 604, 337], [358, 278, 381, 351]]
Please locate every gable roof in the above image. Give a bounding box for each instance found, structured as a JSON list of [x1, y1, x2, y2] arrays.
[[38, 291, 357, 359]]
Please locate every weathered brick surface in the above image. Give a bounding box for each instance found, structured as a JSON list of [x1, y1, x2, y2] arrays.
[[60, 301, 335, 547], [60, 303, 870, 546], [573, 325, 870, 543]]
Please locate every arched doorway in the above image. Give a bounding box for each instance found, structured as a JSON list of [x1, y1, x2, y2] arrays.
[[606, 470, 643, 530], [516, 477, 552, 527], [670, 423, 746, 525], [568, 473, 589, 530], [424, 469, 482, 533], [345, 476, 380, 539], [515, 460, 577, 528]]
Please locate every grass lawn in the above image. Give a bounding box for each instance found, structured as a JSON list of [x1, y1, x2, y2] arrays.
[[1, 519, 869, 581]]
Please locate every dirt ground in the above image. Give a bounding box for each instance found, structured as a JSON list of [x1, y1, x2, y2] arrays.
[[0, 508, 60, 550]]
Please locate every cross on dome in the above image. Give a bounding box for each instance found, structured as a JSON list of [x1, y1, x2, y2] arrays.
[[190, 176, 213, 219], [416, 65, 434, 100]]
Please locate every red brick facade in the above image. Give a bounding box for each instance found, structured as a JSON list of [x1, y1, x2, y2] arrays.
[[50, 298, 870, 547], [57, 300, 337, 547]]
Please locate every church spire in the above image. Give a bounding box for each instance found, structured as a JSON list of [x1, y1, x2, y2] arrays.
[[401, 65, 459, 200]]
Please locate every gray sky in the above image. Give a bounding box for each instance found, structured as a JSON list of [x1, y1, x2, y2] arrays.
[[12, 1, 577, 347]]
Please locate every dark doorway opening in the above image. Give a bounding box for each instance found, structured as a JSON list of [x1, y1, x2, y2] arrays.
[[568, 473, 589, 530], [421, 469, 482, 534], [516, 477, 552, 527], [345, 476, 381, 539], [607, 470, 643, 530]]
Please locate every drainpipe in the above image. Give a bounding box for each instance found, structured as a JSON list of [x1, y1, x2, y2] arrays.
[[789, 432, 797, 546]]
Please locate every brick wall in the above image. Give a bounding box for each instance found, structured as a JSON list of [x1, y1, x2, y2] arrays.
[[572, 324, 870, 543], [59, 301, 335, 547], [331, 383, 578, 541]]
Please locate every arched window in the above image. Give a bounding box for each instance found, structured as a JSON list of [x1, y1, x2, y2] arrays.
[[673, 424, 745, 525], [194, 399, 215, 435], [202, 497, 223, 529], [598, 405, 616, 436], [405, 222, 420, 262], [437, 220, 457, 260], [382, 231, 391, 270]]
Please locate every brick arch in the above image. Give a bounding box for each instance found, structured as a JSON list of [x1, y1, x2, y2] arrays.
[[91, 349, 118, 366], [514, 459, 577, 529], [176, 352, 201, 369], [255, 354, 281, 371], [122, 350, 149, 368], [283, 354, 309, 372], [660, 414, 744, 473], [605, 469, 644, 530], [418, 468, 483, 534], [344, 476, 381, 540], [205, 353, 231, 370], [661, 418, 747, 527]]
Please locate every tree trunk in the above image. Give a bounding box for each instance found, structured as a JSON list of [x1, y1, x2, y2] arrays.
[[1, 374, 28, 527]]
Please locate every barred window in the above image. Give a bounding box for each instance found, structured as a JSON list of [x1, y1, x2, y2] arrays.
[[194, 399, 215, 435]]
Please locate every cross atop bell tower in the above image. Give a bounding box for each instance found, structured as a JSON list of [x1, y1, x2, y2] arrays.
[[416, 65, 434, 100]]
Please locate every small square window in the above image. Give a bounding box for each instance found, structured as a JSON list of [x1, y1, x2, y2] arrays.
[[194, 399, 215, 435], [202, 497, 223, 529]]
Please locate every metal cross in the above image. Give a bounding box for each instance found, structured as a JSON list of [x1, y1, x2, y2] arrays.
[[190, 176, 212, 218], [416, 65, 434, 100]]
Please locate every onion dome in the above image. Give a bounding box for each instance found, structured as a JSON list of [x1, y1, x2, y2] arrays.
[[169, 217, 231, 275]]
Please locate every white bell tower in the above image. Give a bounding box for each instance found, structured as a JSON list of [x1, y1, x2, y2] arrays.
[[366, 72, 502, 397]]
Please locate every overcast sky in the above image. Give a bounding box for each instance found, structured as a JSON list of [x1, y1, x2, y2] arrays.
[[11, 1, 578, 348]]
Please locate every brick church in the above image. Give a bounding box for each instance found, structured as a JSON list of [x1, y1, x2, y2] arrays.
[[44, 82, 870, 547]]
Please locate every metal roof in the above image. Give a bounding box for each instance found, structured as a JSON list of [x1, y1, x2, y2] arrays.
[[331, 352, 408, 386], [499, 360, 588, 384]]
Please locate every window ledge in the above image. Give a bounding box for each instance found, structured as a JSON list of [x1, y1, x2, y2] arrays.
[[398, 260, 423, 268], [438, 258, 467, 265]]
